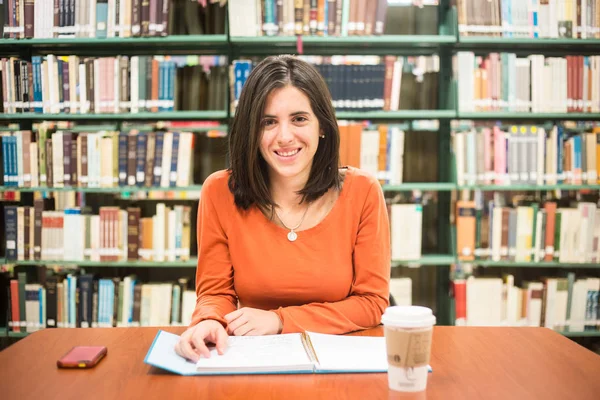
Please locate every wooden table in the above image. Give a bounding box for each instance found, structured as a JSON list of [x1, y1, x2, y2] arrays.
[[1, 326, 599, 399]]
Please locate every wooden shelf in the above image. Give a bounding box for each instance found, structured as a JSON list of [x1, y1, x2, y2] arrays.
[[0, 35, 229, 56], [230, 35, 456, 55], [383, 183, 456, 191], [0, 111, 228, 121], [471, 260, 600, 268], [0, 185, 203, 193], [458, 184, 600, 191], [457, 112, 600, 121], [456, 37, 600, 54], [336, 110, 456, 120], [1, 259, 198, 268], [392, 254, 456, 266]]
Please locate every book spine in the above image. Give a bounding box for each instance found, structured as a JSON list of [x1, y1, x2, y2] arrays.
[[168, 132, 179, 187], [127, 207, 140, 260], [135, 133, 147, 186], [4, 205, 18, 260]]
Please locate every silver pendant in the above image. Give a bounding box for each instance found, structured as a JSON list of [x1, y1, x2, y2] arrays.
[[287, 230, 298, 242]]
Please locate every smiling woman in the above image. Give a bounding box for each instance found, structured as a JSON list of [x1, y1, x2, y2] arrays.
[[174, 55, 391, 363]]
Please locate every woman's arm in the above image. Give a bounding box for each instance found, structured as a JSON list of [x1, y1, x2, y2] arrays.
[[189, 175, 238, 327], [272, 180, 391, 334]]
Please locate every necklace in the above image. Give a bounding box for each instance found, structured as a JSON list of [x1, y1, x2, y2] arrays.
[[274, 202, 311, 242]]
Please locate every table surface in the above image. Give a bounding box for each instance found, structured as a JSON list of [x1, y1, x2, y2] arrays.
[[1, 325, 599, 399]]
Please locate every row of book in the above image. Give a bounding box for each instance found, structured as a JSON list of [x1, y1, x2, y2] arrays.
[[3, 202, 192, 262], [453, 123, 600, 186], [453, 274, 600, 332], [0, 130, 196, 188], [456, 199, 600, 263], [457, 0, 600, 39], [339, 121, 405, 185], [3, 271, 197, 332], [1, 0, 226, 39], [229, 0, 439, 37], [456, 52, 600, 113], [231, 55, 440, 112], [0, 55, 228, 114]]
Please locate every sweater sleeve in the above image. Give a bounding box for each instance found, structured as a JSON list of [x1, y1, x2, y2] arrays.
[[272, 179, 391, 334], [189, 175, 238, 328]]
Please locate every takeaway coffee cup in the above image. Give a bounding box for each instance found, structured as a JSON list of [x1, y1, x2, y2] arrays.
[[381, 306, 436, 392]]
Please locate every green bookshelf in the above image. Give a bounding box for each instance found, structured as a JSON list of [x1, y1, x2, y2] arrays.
[[458, 184, 600, 191], [7, 331, 29, 338], [336, 110, 456, 120], [0, 185, 203, 193], [1, 259, 198, 268], [2, 1, 599, 335], [0, 111, 228, 121], [557, 330, 600, 338], [393, 254, 456, 266], [383, 183, 456, 192], [0, 35, 229, 56], [456, 37, 600, 53], [473, 260, 600, 269], [230, 35, 456, 56], [457, 112, 600, 120]]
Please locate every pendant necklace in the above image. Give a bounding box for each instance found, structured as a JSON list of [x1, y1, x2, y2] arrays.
[[274, 202, 311, 242]]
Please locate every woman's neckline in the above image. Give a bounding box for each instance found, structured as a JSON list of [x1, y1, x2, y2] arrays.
[[258, 166, 354, 238]]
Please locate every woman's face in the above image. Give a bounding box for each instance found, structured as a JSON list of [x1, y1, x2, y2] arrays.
[[259, 85, 321, 184]]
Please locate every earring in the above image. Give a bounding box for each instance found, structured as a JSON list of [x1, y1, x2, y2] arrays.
[[319, 134, 325, 138]]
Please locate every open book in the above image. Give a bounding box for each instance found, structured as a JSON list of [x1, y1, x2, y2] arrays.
[[144, 330, 432, 375]]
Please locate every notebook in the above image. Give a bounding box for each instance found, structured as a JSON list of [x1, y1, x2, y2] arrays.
[[144, 330, 432, 375]]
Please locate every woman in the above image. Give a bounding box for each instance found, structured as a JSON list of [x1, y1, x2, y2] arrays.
[[175, 55, 390, 362]]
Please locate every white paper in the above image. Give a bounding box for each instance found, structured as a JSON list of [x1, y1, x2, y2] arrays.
[[194, 334, 312, 372], [307, 332, 388, 372], [144, 330, 313, 375]]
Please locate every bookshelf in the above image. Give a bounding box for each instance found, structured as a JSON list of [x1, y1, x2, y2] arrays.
[[0, 185, 204, 193], [0, 0, 599, 342], [0, 111, 229, 121], [2, 259, 199, 268], [0, 35, 230, 57]]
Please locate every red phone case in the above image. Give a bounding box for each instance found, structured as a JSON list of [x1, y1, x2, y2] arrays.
[[57, 346, 107, 369]]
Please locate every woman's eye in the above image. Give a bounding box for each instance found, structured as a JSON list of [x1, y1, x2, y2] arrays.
[[262, 119, 275, 126], [294, 116, 307, 123]]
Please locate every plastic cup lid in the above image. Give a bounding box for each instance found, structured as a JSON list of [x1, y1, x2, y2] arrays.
[[381, 306, 436, 328]]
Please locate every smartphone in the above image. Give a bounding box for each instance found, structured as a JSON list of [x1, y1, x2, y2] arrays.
[[57, 346, 107, 369]]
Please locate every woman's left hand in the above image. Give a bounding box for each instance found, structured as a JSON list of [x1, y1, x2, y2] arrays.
[[224, 307, 283, 336]]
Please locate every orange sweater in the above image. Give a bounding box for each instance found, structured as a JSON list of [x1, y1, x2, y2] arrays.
[[190, 166, 391, 334]]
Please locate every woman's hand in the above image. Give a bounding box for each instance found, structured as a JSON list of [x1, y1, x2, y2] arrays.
[[175, 319, 229, 362], [224, 307, 283, 336]]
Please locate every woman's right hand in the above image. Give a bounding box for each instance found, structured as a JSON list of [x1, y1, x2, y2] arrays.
[[174, 319, 229, 362]]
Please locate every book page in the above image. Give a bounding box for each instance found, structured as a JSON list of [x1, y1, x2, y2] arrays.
[[195, 333, 314, 372], [307, 332, 388, 373], [145, 330, 314, 375]]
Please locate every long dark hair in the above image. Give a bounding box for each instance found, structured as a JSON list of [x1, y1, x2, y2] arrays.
[[228, 55, 341, 211]]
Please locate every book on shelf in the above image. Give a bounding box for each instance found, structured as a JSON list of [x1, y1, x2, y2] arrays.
[[452, 123, 600, 187], [0, 55, 228, 115], [146, 329, 409, 375], [0, 129, 197, 189], [3, 268, 197, 332], [228, 0, 439, 37], [455, 52, 600, 113], [230, 55, 439, 113], [455, 194, 600, 263], [452, 274, 600, 333], [1, 0, 226, 39], [3, 201, 192, 262], [456, 0, 600, 39]]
